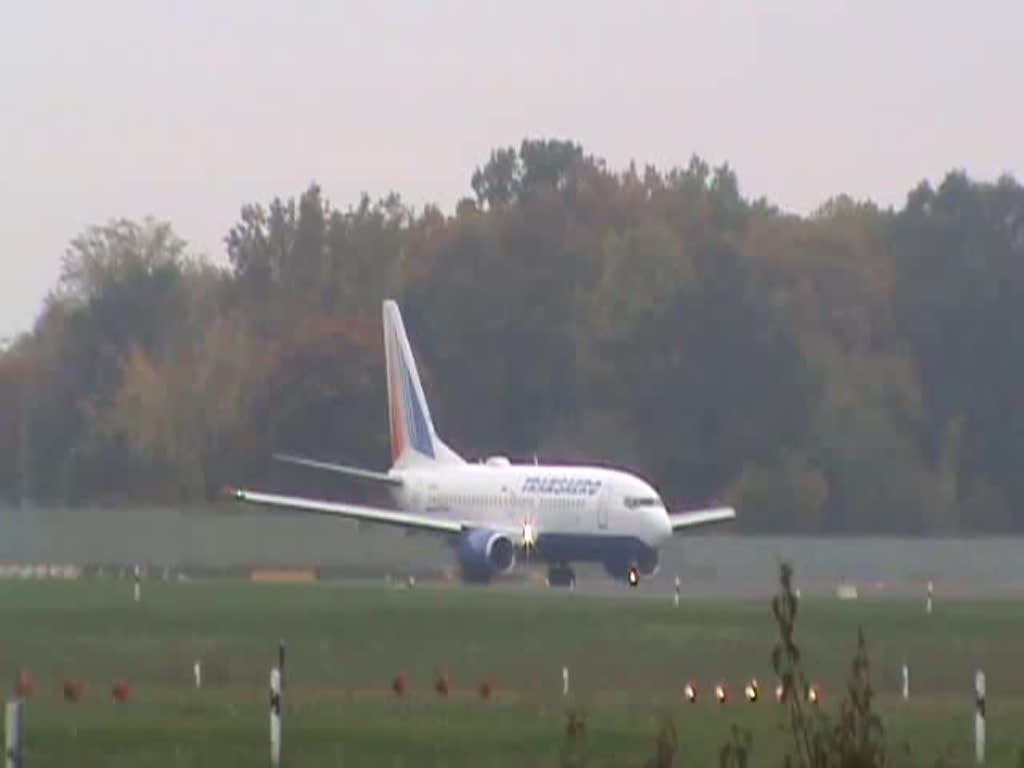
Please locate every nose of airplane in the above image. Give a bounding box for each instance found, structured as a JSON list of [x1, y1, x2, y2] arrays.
[[653, 506, 672, 543]]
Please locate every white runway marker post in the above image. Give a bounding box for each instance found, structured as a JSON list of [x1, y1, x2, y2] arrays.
[[132, 564, 141, 603], [901, 663, 909, 701], [4, 699, 24, 768], [674, 575, 680, 607], [975, 669, 986, 765], [193, 660, 202, 690], [270, 667, 282, 767], [926, 580, 933, 615], [562, 666, 569, 697]]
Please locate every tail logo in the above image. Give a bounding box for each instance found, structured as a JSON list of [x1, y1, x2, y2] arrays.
[[387, 322, 435, 461]]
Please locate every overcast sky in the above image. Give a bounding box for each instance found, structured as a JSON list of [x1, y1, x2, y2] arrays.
[[2, 1, 1020, 338]]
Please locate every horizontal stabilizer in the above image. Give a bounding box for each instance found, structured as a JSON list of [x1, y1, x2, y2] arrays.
[[668, 506, 736, 531], [230, 488, 463, 534], [273, 453, 403, 486]]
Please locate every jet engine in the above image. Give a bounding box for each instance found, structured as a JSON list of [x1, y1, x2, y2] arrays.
[[457, 529, 517, 582]]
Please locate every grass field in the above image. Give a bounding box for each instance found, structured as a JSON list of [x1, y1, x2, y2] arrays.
[[2, 578, 1024, 766]]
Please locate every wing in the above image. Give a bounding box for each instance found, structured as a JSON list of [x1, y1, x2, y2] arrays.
[[230, 488, 463, 534], [668, 506, 736, 531], [273, 453, 403, 487]]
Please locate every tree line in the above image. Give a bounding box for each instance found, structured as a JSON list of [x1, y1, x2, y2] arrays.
[[2, 139, 1022, 534]]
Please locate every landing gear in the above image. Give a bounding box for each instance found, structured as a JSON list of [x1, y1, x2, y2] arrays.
[[547, 565, 576, 588], [627, 565, 640, 588]]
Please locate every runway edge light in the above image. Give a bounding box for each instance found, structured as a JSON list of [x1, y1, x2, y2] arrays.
[[744, 679, 759, 702]]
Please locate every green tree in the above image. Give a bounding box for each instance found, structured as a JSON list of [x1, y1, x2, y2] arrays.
[[8, 142, 1023, 531]]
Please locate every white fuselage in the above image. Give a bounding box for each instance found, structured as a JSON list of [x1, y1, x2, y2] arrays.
[[390, 460, 673, 553]]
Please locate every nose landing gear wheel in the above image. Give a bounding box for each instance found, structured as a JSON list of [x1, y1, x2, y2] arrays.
[[627, 565, 640, 588]]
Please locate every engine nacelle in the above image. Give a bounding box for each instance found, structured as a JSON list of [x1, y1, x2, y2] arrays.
[[457, 529, 516, 582]]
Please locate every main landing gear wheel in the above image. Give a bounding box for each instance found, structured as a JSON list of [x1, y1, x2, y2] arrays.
[[547, 565, 576, 588]]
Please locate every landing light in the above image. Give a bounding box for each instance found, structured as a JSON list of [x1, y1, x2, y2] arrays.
[[522, 522, 536, 548]]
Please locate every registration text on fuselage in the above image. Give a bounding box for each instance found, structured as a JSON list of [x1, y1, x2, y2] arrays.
[[520, 476, 602, 496]]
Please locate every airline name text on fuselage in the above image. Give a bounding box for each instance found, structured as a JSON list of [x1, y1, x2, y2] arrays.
[[521, 477, 602, 496]]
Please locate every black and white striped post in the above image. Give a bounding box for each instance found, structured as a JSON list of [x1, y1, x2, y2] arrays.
[[673, 575, 680, 608], [278, 641, 286, 689], [975, 669, 986, 765], [4, 699, 23, 768], [926, 580, 933, 615], [270, 667, 282, 767], [132, 564, 141, 603]]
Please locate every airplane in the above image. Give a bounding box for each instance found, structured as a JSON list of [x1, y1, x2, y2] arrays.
[[229, 300, 736, 587]]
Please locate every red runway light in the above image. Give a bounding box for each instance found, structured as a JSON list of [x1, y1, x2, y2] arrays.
[[434, 670, 450, 697], [14, 669, 33, 698], [63, 679, 83, 702], [392, 673, 407, 696]]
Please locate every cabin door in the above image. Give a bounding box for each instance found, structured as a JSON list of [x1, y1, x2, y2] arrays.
[[597, 485, 609, 530]]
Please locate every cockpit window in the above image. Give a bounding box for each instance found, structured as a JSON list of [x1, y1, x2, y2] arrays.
[[624, 496, 661, 509]]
